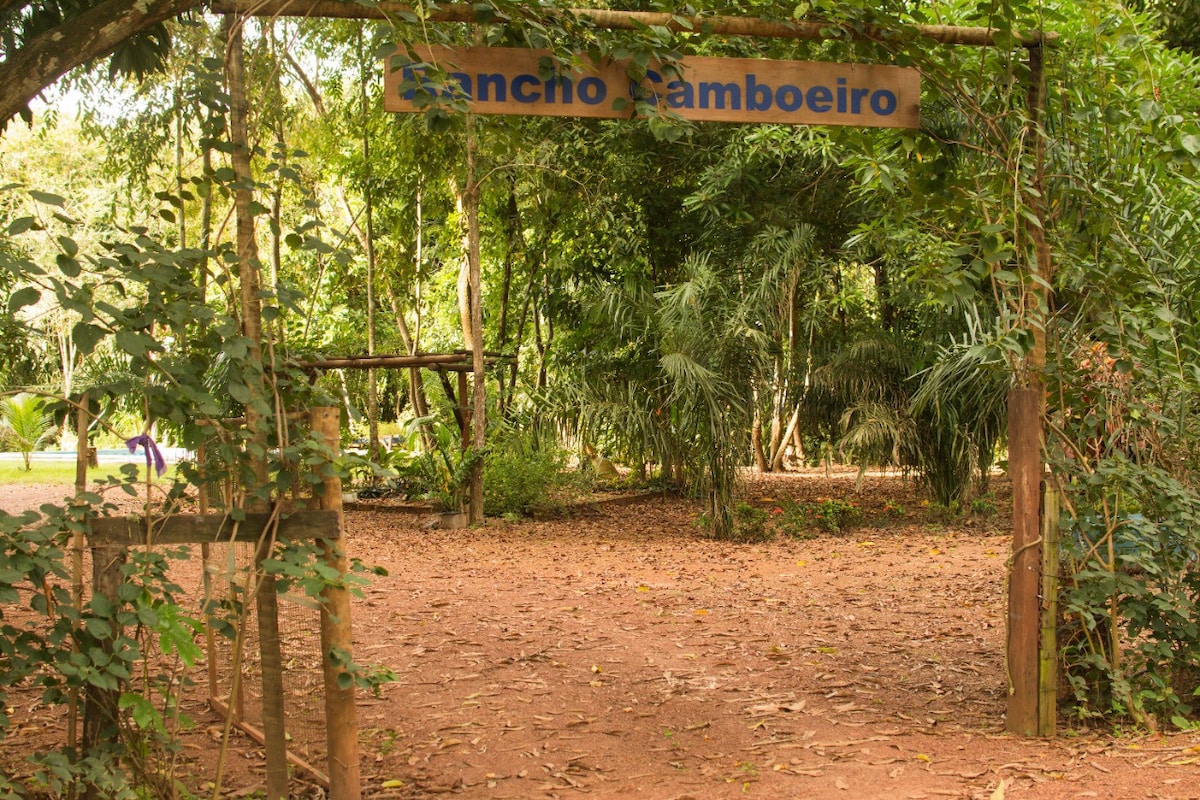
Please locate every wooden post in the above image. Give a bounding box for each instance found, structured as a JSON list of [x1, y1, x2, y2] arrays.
[[310, 407, 362, 800], [457, 370, 470, 458], [68, 395, 88, 754], [81, 544, 126, 777], [1007, 387, 1042, 735], [1007, 41, 1054, 738], [1039, 485, 1060, 736]]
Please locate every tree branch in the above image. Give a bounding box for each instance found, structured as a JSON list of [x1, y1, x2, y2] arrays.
[[0, 0, 199, 127]]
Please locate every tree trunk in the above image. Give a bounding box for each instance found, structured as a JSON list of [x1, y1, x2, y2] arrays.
[[463, 113, 486, 522], [359, 26, 380, 462], [225, 15, 286, 800], [765, 355, 784, 470], [751, 391, 768, 472], [769, 406, 800, 472]]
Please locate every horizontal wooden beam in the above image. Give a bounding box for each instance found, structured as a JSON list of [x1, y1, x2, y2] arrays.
[[210, 697, 331, 788], [209, 0, 1054, 48], [295, 352, 511, 370], [88, 509, 341, 546]]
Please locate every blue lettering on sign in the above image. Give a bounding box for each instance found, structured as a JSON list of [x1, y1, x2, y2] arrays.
[[478, 73, 507, 102], [700, 82, 740, 110], [870, 90, 897, 115], [852, 87, 870, 113], [666, 79, 693, 109], [746, 75, 772, 111], [807, 85, 833, 113], [399, 62, 901, 119], [448, 72, 470, 99], [512, 74, 541, 102], [639, 70, 663, 106], [546, 77, 574, 104], [775, 85, 802, 112], [578, 77, 606, 105]]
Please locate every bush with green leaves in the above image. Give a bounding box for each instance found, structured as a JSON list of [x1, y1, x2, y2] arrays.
[[0, 495, 205, 798], [773, 497, 861, 536], [482, 431, 571, 518], [1058, 461, 1200, 728]]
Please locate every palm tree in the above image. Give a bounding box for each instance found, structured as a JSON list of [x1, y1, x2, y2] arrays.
[[0, 393, 53, 471]]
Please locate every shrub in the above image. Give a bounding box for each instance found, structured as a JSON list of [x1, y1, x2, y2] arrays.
[[1059, 462, 1200, 727], [774, 497, 861, 537], [482, 435, 570, 518]]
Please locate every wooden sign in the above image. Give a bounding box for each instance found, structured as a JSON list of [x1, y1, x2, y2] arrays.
[[384, 45, 920, 129]]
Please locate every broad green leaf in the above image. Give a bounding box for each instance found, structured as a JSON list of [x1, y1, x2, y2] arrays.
[[71, 322, 106, 355], [6, 216, 35, 235], [28, 190, 66, 207], [7, 286, 40, 313], [56, 254, 81, 278]]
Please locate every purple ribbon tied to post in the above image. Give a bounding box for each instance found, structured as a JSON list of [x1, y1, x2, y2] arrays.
[[125, 434, 167, 477]]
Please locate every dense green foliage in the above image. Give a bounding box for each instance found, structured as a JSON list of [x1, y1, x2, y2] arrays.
[[2, 0, 1200, 793]]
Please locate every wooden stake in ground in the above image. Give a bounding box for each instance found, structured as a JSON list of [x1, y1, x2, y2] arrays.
[[310, 407, 363, 800], [68, 394, 88, 755]]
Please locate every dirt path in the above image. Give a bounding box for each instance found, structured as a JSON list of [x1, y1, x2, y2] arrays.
[[2, 472, 1199, 799]]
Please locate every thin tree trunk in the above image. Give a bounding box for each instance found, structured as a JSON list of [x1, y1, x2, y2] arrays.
[[766, 354, 784, 469], [463, 113, 486, 522], [175, 84, 187, 249], [225, 15, 285, 800], [495, 181, 523, 415], [769, 405, 800, 472], [359, 25, 379, 461], [751, 388, 767, 472]]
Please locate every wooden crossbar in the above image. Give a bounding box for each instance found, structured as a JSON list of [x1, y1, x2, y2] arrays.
[[87, 510, 341, 546]]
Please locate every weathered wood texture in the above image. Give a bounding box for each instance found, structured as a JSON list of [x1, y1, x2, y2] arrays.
[[209, 0, 1055, 47], [294, 352, 508, 370], [311, 407, 363, 800], [385, 46, 922, 128], [1007, 387, 1043, 736], [1039, 486, 1060, 737]]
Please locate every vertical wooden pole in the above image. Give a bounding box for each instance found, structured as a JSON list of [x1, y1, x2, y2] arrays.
[[310, 407, 363, 800], [1007, 388, 1042, 735], [457, 370, 470, 458], [1038, 485, 1060, 736], [1007, 41, 1054, 738], [81, 543, 126, 798], [68, 394, 88, 755], [464, 111, 486, 524]]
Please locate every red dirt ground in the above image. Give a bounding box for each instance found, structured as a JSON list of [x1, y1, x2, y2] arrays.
[[2, 470, 1199, 800]]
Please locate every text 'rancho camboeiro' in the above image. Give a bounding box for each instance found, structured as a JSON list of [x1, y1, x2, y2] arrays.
[[384, 46, 920, 129]]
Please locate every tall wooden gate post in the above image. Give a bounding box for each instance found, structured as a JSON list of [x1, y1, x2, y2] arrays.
[[1007, 387, 1043, 736], [1008, 42, 1056, 737], [310, 406, 363, 800]]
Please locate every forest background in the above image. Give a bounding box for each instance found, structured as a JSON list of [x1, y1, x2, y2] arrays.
[[2, 0, 1200, 796]]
